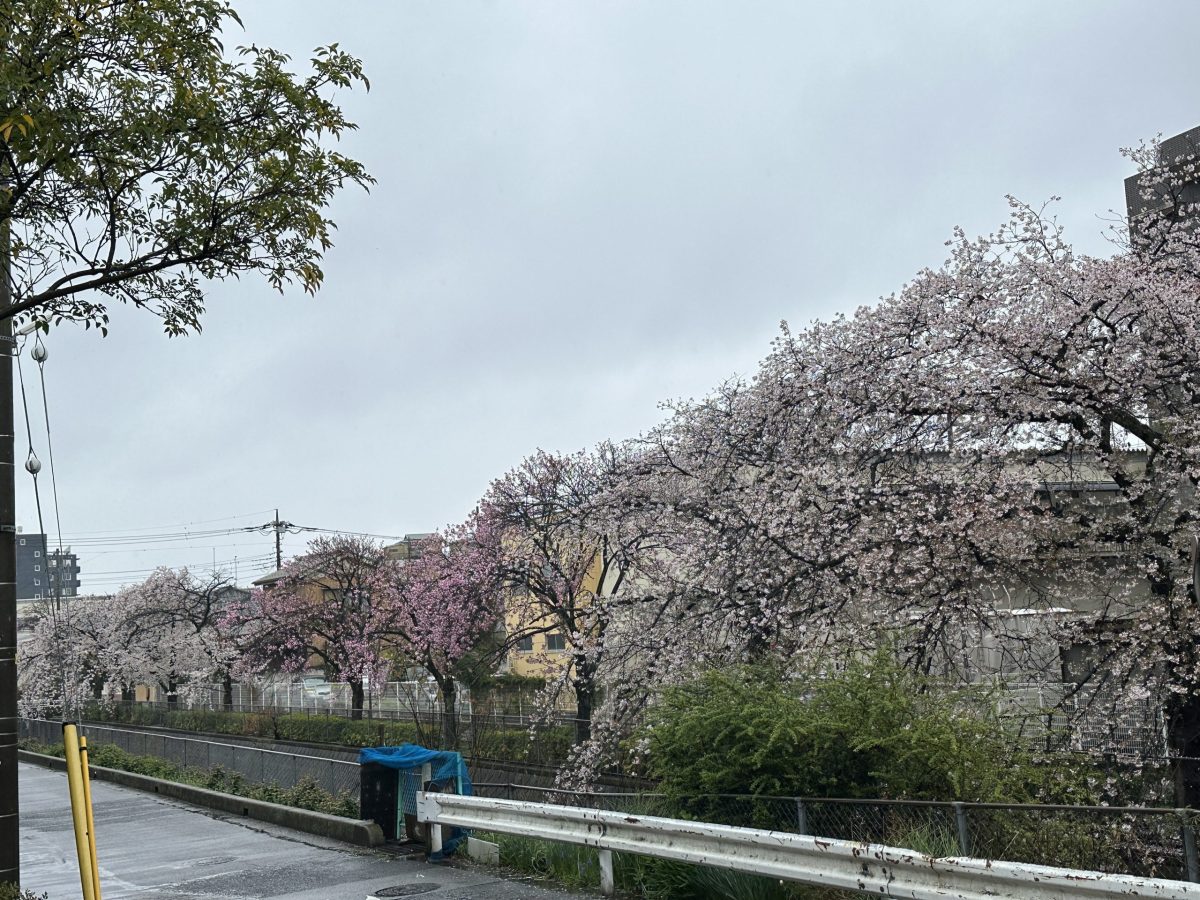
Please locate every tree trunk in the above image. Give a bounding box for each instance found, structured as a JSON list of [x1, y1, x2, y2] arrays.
[[1169, 694, 1200, 807], [573, 658, 597, 744], [166, 677, 178, 709], [222, 673, 234, 711], [350, 680, 364, 720], [437, 675, 459, 750]]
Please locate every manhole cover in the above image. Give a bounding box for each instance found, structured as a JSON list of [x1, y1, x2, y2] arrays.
[[370, 886, 440, 898]]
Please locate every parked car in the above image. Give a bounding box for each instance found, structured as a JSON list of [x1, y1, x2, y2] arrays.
[[300, 676, 332, 703]]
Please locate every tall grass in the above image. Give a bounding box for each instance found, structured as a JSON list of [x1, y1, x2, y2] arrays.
[[477, 831, 853, 900]]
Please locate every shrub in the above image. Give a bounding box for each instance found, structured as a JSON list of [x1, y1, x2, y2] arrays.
[[0, 885, 48, 900], [644, 651, 1103, 828]]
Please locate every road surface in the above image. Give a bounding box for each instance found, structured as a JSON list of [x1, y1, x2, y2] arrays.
[[19, 763, 578, 899]]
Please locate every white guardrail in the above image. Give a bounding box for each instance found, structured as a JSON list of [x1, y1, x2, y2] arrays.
[[417, 792, 1200, 899]]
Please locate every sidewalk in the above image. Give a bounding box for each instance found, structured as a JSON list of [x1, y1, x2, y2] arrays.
[[19, 763, 580, 899]]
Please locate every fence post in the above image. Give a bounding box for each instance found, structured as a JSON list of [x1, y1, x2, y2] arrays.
[[953, 803, 971, 856], [598, 848, 614, 895], [1181, 809, 1199, 883], [795, 799, 808, 835]]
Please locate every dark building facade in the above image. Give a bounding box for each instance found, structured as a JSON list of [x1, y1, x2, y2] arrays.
[[16, 532, 80, 601], [1124, 125, 1200, 227]]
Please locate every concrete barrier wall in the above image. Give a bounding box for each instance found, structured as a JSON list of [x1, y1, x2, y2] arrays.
[[19, 750, 384, 847]]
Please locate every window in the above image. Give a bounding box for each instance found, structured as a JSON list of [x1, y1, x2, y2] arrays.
[[545, 632, 567, 652], [516, 635, 533, 652], [48, 559, 57, 568], [33, 565, 40, 572], [33, 579, 39, 586], [33, 550, 40, 557], [34, 593, 40, 599], [18, 539, 24, 546]]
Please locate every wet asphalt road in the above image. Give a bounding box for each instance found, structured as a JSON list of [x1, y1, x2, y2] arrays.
[[19, 763, 581, 899]]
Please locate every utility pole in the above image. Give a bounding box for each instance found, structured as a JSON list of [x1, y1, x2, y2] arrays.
[[258, 510, 299, 572], [0, 198, 18, 886]]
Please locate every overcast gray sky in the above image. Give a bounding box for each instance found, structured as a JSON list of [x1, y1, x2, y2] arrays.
[[19, 0, 1200, 593]]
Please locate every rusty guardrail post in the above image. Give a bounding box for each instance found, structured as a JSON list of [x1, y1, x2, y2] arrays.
[[953, 802, 971, 856], [1180, 809, 1199, 883]]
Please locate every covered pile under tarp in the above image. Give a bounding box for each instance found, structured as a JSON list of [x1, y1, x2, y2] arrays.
[[358, 744, 473, 795], [358, 743, 472, 858]]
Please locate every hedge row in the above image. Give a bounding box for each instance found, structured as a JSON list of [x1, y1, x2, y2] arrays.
[[21, 739, 359, 818]]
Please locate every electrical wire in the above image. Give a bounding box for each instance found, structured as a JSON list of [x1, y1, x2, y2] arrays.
[[59, 509, 276, 536], [15, 339, 51, 605], [34, 334, 64, 572], [294, 526, 409, 541], [83, 553, 276, 578]]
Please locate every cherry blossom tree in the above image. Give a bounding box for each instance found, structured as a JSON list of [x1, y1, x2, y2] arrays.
[[107, 568, 241, 707], [18, 569, 237, 715], [17, 595, 113, 715], [227, 535, 399, 720], [479, 444, 665, 744], [381, 519, 505, 747], [507, 141, 1200, 794], [589, 147, 1200, 797]]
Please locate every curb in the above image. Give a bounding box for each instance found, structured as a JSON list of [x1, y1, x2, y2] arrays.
[[19, 749, 384, 847]]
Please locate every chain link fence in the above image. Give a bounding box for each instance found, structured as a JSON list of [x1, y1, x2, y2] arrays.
[[471, 783, 1200, 881], [83, 700, 582, 769], [1000, 682, 1169, 758], [170, 679, 576, 719], [19, 718, 360, 799]]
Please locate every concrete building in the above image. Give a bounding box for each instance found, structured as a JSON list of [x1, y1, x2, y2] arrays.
[[1124, 124, 1200, 236], [16, 532, 80, 602]]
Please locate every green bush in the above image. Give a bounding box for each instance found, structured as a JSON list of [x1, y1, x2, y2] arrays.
[[471, 724, 572, 764], [0, 884, 47, 900], [644, 651, 1104, 827]]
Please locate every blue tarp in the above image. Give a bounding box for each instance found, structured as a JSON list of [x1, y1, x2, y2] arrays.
[[358, 744, 473, 795], [358, 743, 472, 859]]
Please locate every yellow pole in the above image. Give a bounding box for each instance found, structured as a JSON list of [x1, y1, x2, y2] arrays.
[[61, 723, 96, 900], [78, 736, 102, 900]]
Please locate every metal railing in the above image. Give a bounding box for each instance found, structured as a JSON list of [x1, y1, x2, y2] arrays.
[[23, 712, 1198, 885], [19, 718, 360, 798], [418, 792, 1200, 899], [82, 702, 582, 768], [471, 783, 1200, 882]]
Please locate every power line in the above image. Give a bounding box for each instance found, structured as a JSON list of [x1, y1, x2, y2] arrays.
[[55, 509, 276, 537], [82, 541, 274, 557], [295, 526, 409, 541], [59, 525, 265, 547], [79, 556, 277, 590], [81, 553, 275, 578]]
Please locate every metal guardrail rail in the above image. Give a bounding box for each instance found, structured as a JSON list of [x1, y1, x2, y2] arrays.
[[470, 781, 1200, 880], [417, 792, 1200, 899]]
